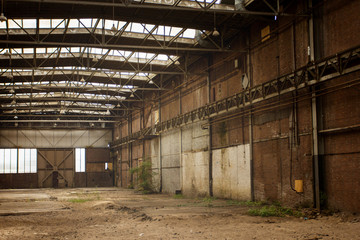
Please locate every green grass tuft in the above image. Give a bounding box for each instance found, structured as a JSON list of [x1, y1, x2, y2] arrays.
[[173, 194, 185, 199], [226, 200, 265, 206], [248, 205, 303, 217]]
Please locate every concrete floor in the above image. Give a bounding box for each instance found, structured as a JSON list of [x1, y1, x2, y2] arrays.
[[0, 188, 359, 240]]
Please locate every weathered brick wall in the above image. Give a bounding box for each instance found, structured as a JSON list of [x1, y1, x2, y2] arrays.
[[113, 0, 360, 212]]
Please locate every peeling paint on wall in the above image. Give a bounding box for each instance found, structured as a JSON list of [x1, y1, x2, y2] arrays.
[[213, 144, 251, 200]]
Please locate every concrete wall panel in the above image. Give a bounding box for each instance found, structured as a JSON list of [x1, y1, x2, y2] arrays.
[[182, 151, 209, 197], [213, 144, 251, 200], [160, 129, 180, 193]]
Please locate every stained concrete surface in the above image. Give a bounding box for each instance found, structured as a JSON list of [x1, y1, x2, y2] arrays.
[[0, 189, 66, 216], [0, 188, 360, 240]]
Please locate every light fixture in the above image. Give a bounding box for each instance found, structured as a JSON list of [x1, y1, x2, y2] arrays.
[[93, 56, 98, 62], [212, 28, 220, 37], [111, 24, 117, 33], [54, 123, 57, 127], [106, 109, 110, 115], [98, 118, 102, 121], [14, 115, 18, 119], [130, 92, 134, 98], [80, 77, 85, 82], [90, 123, 95, 127], [60, 109, 65, 114], [11, 99, 16, 105], [0, 13, 6, 22], [212, 11, 220, 37], [111, 0, 117, 34], [13, 109, 17, 113], [174, 60, 180, 65], [57, 117, 60, 121], [3, 50, 11, 57], [116, 103, 121, 107], [149, 79, 154, 84], [9, 88, 15, 93], [0, 0, 6, 22]]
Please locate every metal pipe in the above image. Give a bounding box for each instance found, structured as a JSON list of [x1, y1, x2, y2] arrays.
[[319, 124, 360, 134]]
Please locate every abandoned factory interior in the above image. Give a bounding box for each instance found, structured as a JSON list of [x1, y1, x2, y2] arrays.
[[0, 0, 359, 239]]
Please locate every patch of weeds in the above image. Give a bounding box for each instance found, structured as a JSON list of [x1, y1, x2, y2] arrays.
[[173, 194, 185, 199], [248, 205, 303, 217], [68, 198, 92, 203], [226, 200, 264, 206], [226, 199, 242, 206], [130, 160, 157, 194], [202, 196, 217, 207], [176, 204, 188, 207], [244, 201, 265, 206]]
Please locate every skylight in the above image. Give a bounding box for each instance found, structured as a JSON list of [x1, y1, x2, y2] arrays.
[[0, 18, 197, 39]]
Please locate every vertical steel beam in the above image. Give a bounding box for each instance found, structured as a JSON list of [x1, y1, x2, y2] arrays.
[[128, 113, 133, 185], [247, 36, 255, 201], [311, 87, 320, 209], [309, 0, 320, 210], [207, 54, 213, 196], [158, 96, 162, 192], [179, 83, 183, 193], [119, 122, 123, 187]]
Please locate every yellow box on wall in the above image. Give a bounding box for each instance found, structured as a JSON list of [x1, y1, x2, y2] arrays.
[[295, 180, 303, 193]]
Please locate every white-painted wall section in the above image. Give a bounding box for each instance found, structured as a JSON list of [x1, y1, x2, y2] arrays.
[[181, 121, 210, 197], [212, 144, 251, 200], [160, 129, 181, 193], [182, 151, 209, 197]]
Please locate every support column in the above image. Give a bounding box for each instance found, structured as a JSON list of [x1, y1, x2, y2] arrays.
[[309, 0, 321, 210], [128, 113, 133, 186], [158, 98, 162, 192], [208, 54, 213, 196], [179, 86, 183, 193]]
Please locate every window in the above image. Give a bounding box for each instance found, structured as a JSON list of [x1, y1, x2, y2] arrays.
[[18, 149, 37, 173], [75, 148, 86, 172], [0, 149, 37, 174]]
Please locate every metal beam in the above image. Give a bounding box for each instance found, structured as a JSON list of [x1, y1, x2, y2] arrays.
[[0, 40, 229, 53], [110, 45, 360, 147], [1, 119, 116, 123], [10, 0, 307, 17]]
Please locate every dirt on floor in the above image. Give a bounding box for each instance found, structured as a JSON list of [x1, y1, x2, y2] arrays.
[[0, 188, 359, 240]]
